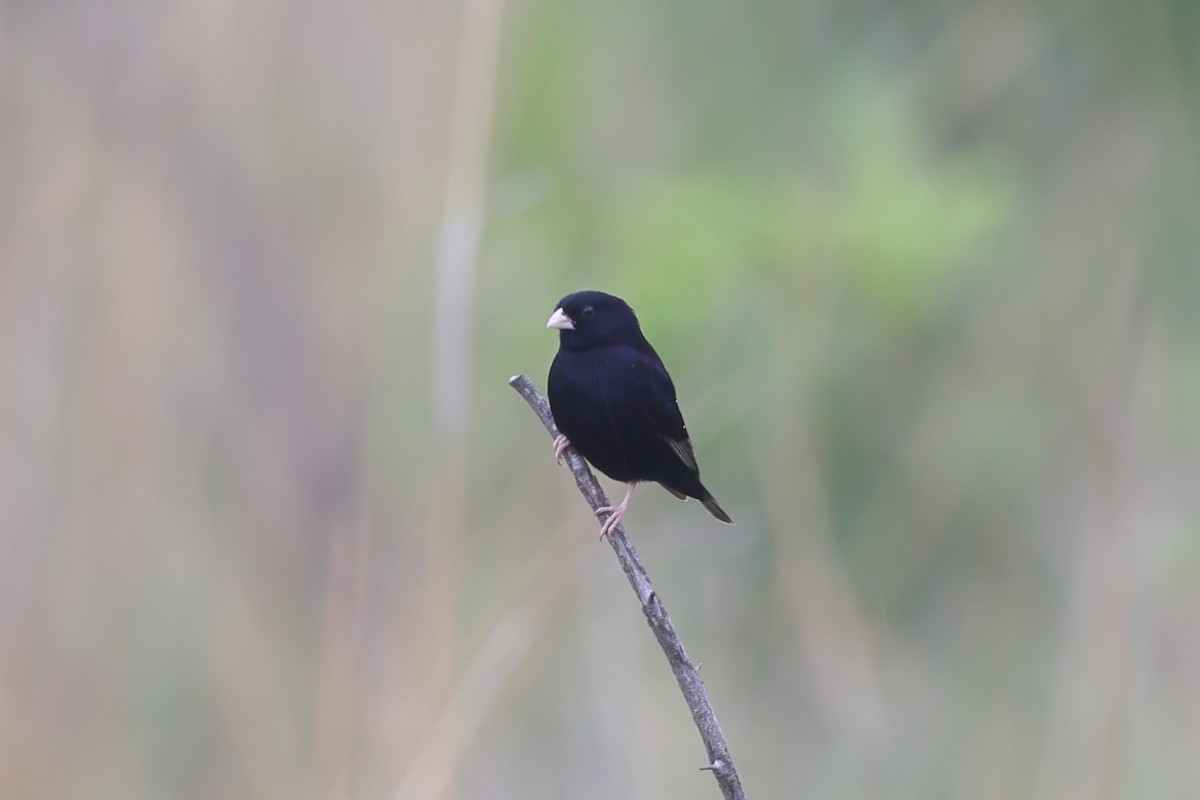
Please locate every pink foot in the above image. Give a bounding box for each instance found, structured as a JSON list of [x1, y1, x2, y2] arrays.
[[552, 434, 571, 465], [595, 482, 636, 540]]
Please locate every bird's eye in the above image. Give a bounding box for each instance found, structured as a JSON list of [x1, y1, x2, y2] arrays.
[[581, 306, 594, 317]]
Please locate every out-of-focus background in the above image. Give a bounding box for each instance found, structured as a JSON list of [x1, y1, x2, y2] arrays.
[[3, 0, 1199, 798]]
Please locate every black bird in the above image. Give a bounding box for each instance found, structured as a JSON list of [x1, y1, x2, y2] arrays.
[[546, 290, 732, 538]]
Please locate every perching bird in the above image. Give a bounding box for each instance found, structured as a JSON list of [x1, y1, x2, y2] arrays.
[[546, 290, 732, 538]]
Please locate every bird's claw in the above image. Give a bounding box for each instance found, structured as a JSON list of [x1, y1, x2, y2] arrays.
[[597, 510, 623, 541], [552, 434, 571, 465], [595, 504, 617, 540], [594, 484, 635, 540]]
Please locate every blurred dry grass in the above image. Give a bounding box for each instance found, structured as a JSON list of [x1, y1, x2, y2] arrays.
[[2, 0, 1200, 798]]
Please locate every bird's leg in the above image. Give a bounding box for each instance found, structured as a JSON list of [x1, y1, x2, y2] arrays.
[[552, 434, 571, 465], [595, 482, 637, 540]]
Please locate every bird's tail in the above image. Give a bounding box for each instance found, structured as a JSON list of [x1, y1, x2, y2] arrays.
[[701, 494, 733, 524]]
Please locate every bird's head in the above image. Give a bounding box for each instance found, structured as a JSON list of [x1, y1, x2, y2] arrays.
[[547, 291, 644, 351]]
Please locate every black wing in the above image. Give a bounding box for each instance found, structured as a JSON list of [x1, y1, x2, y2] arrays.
[[630, 350, 700, 478]]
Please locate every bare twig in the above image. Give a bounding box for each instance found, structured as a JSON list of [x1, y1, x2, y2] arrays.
[[508, 374, 747, 800]]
